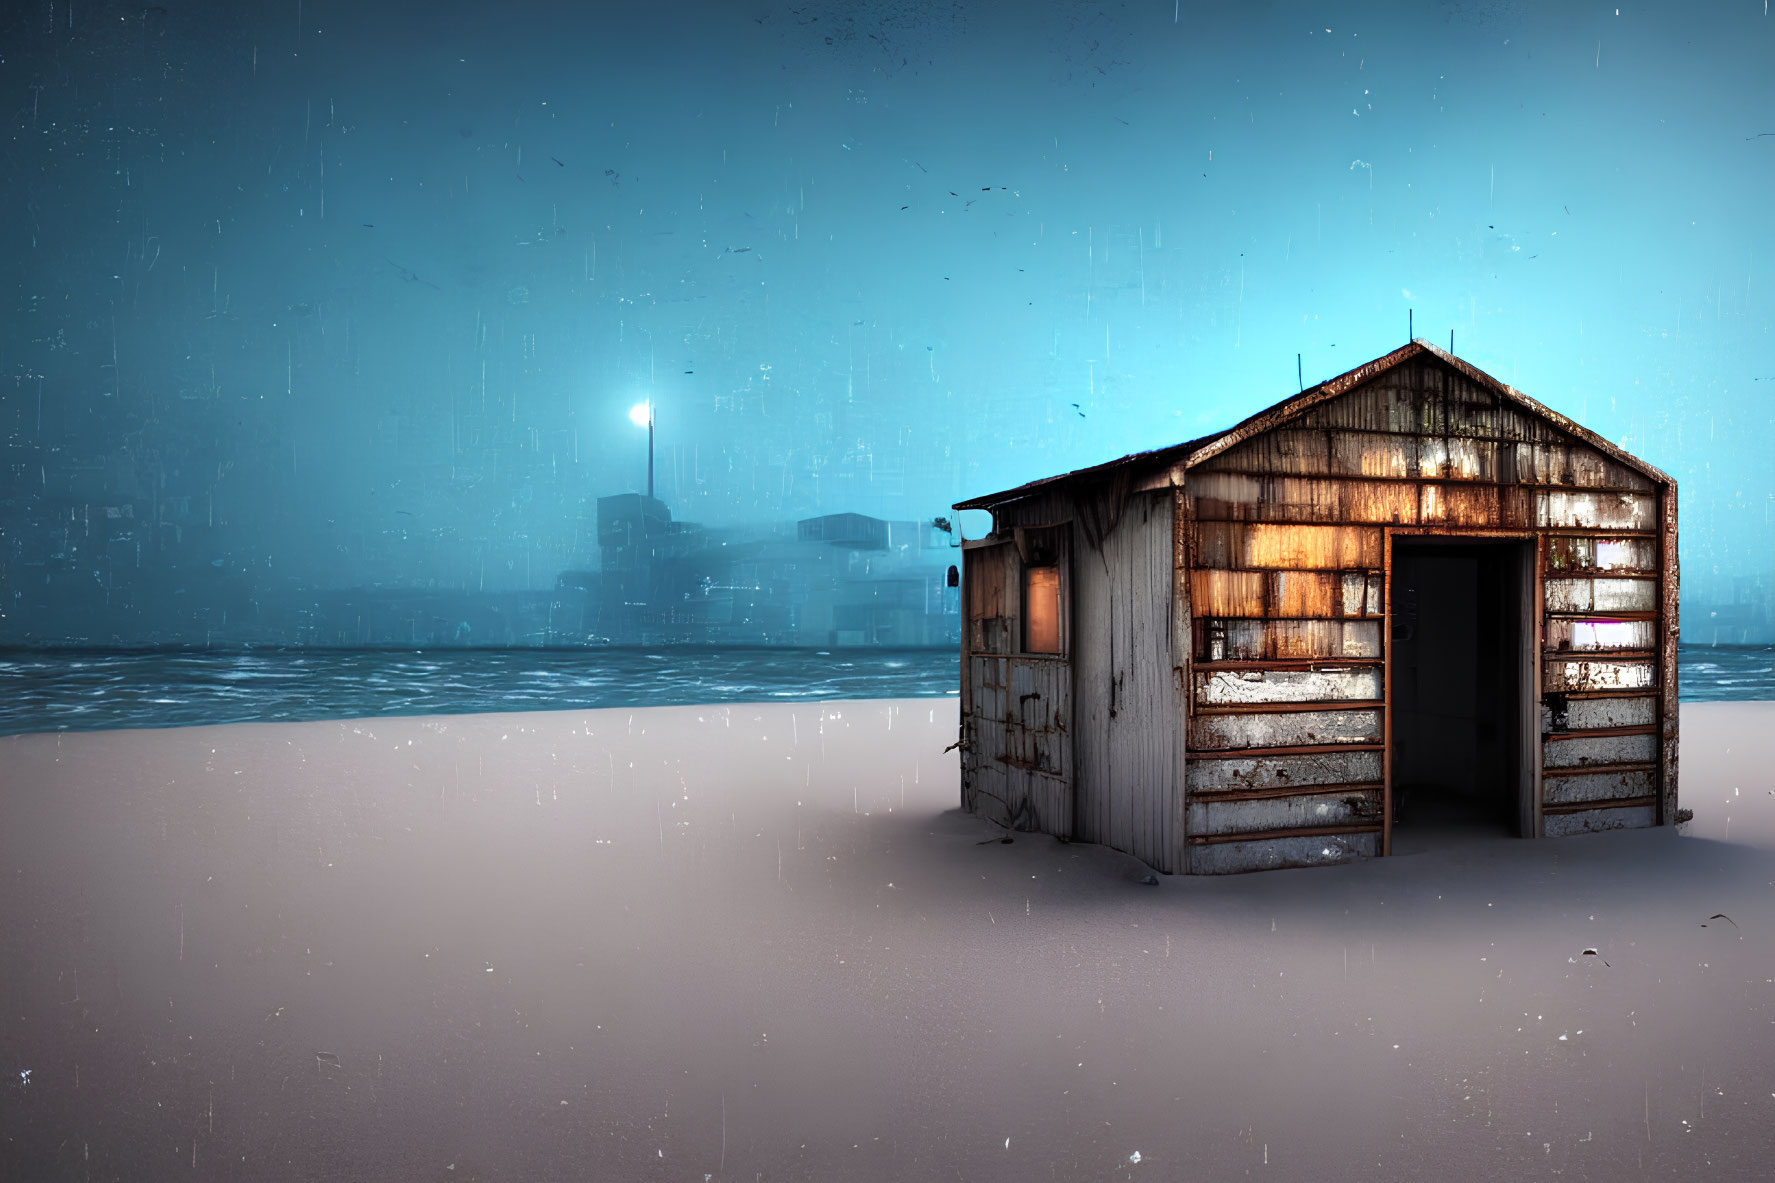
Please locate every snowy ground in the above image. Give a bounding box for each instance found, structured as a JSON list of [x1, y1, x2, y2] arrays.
[[2, 700, 1773, 1181]]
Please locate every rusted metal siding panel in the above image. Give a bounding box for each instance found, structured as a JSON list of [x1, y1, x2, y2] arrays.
[[1538, 490, 1658, 531], [1193, 522, 1383, 570], [1544, 577, 1659, 614], [1541, 695, 1657, 732], [1186, 830, 1381, 875], [962, 654, 1072, 837], [1196, 619, 1382, 662], [1196, 666, 1384, 704], [1510, 443, 1656, 490], [1069, 491, 1182, 872], [1189, 570, 1382, 619], [1545, 536, 1660, 573], [1198, 429, 1637, 489], [1543, 804, 1657, 837], [1544, 618, 1659, 653], [1543, 734, 1658, 769], [1543, 658, 1656, 692], [1190, 475, 1420, 525], [1419, 483, 1501, 527], [1188, 708, 1383, 750], [1206, 572, 1372, 620], [1185, 749, 1383, 792], [1187, 789, 1384, 837], [965, 542, 1018, 654]]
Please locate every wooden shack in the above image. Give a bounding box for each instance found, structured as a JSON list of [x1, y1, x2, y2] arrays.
[[954, 340, 1678, 874]]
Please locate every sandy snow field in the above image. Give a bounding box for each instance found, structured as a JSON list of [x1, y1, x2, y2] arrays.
[[2, 699, 1773, 1181]]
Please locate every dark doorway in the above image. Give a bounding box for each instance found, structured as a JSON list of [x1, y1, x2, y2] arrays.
[[1389, 538, 1534, 839]]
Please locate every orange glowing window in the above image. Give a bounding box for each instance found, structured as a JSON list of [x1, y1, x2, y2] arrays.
[[1025, 566, 1060, 654]]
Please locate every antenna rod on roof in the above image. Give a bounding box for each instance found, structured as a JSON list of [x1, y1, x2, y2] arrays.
[[1297, 353, 1303, 392], [1450, 330, 1455, 354], [1408, 309, 1413, 342]]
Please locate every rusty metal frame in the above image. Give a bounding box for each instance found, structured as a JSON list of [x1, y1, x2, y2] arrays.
[[1658, 483, 1680, 825], [1174, 482, 1195, 874], [1192, 699, 1383, 716], [1383, 526, 1541, 851], [1543, 795, 1657, 815], [1382, 529, 1394, 855]]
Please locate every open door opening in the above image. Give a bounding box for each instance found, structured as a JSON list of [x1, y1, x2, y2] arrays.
[[1389, 538, 1534, 840]]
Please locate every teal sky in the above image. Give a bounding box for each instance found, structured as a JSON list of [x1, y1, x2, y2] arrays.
[[3, 0, 1770, 607]]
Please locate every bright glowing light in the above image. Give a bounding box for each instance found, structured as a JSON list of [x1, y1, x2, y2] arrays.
[[628, 401, 652, 427]]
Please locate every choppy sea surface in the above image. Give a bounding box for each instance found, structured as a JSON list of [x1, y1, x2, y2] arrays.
[[0, 643, 1769, 738]]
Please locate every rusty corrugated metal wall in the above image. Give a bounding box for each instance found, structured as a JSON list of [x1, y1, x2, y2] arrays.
[[1183, 353, 1672, 872]]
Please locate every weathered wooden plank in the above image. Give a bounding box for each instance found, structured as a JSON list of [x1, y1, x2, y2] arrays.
[[1541, 694, 1657, 732], [1187, 789, 1384, 837], [1545, 535, 1659, 573], [1538, 490, 1658, 531], [1542, 734, 1658, 769], [1185, 749, 1384, 792], [1543, 803, 1657, 837], [1188, 707, 1384, 750], [1185, 830, 1380, 874], [1544, 618, 1658, 653], [1193, 522, 1383, 570], [1543, 658, 1656, 692], [1196, 666, 1385, 705], [1543, 766, 1657, 804], [1543, 577, 1659, 614], [1198, 619, 1382, 662]]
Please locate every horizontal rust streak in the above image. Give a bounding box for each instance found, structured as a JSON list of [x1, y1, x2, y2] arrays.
[[1184, 781, 1384, 802], [1541, 649, 1658, 661], [1191, 700, 1385, 715], [1543, 795, 1658, 815], [1194, 659, 1384, 671], [1188, 823, 1384, 845], [1545, 611, 1659, 620], [1541, 761, 1659, 779], [1543, 725, 1659, 741], [1559, 689, 1664, 700], [1187, 743, 1386, 760]]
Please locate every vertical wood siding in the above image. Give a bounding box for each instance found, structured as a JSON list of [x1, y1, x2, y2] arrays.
[[1070, 491, 1184, 872]]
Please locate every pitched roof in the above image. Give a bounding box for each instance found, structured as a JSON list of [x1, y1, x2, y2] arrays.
[[953, 339, 1672, 511]]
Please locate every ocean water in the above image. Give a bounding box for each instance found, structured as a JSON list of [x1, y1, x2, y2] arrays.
[[0, 644, 1769, 738]]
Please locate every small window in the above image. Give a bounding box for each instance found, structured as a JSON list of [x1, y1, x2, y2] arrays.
[[1025, 565, 1061, 654]]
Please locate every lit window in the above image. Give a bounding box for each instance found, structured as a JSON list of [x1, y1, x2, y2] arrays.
[[1025, 566, 1060, 653]]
